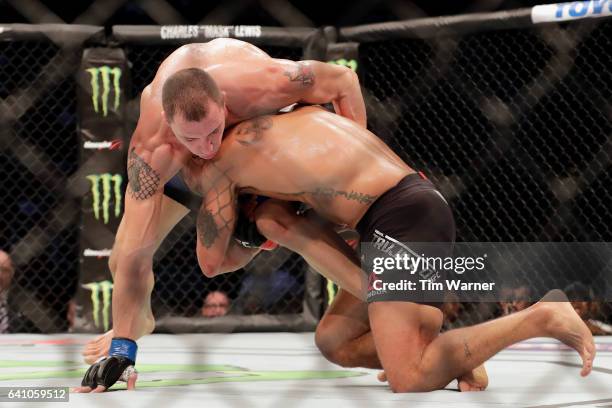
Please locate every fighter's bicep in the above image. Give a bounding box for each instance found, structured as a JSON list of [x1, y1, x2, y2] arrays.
[[276, 60, 315, 89], [126, 148, 163, 200], [113, 191, 165, 261], [119, 143, 181, 252]]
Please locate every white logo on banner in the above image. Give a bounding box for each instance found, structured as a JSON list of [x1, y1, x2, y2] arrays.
[[531, 1, 612, 23], [83, 248, 112, 257], [160, 25, 262, 39]]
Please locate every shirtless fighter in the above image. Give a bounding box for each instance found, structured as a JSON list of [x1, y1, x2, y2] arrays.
[[178, 96, 594, 392], [74, 39, 366, 393]]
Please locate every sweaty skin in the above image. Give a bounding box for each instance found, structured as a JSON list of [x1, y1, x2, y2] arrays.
[[77, 39, 366, 393], [186, 106, 412, 280], [192, 107, 594, 394]]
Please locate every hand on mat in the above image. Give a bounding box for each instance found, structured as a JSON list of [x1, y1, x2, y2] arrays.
[[74, 337, 139, 393], [82, 329, 113, 364], [73, 355, 138, 393]]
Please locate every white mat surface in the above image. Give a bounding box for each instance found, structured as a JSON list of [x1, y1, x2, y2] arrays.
[[0, 333, 611, 408]]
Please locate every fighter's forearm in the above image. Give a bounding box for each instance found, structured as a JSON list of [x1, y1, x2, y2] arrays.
[[299, 232, 368, 301], [275, 214, 367, 300], [109, 253, 155, 337], [300, 61, 367, 127], [111, 255, 156, 341]]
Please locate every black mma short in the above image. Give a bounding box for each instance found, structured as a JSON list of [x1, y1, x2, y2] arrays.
[[356, 172, 455, 307]]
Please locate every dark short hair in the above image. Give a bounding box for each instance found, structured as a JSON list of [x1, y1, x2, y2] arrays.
[[162, 68, 223, 122]]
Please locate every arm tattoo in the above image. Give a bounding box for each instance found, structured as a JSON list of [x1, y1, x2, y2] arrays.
[[281, 187, 377, 205], [197, 165, 236, 248], [311, 188, 377, 204], [127, 148, 161, 200], [283, 62, 315, 87], [463, 340, 472, 359], [235, 116, 273, 146], [197, 207, 219, 249], [242, 185, 376, 205]]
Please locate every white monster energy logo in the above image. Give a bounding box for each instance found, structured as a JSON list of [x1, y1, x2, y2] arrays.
[[86, 66, 122, 116], [86, 173, 123, 224], [83, 280, 113, 331]]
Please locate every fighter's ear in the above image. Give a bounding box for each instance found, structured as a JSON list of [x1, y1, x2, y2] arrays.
[[161, 110, 170, 123]]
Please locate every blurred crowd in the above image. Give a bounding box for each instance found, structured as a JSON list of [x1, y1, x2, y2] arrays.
[[441, 283, 612, 335], [1, 247, 611, 335]]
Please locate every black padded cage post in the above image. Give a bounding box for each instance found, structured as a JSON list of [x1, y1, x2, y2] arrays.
[[0, 24, 104, 333]]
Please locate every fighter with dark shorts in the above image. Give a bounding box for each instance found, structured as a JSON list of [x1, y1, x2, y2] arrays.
[[356, 171, 455, 306], [185, 101, 593, 394]]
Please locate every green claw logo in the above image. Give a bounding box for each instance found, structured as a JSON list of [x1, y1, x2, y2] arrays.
[[86, 66, 122, 116], [86, 173, 123, 224], [328, 58, 358, 72], [82, 280, 113, 332]]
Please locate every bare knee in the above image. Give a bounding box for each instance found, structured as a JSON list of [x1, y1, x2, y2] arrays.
[[315, 321, 355, 367], [386, 371, 433, 393], [314, 322, 335, 359]]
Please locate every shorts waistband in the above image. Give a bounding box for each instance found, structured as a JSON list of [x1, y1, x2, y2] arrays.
[[356, 171, 436, 235]]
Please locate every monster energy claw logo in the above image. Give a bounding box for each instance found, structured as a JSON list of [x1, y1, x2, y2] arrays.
[[87, 173, 123, 224], [86, 66, 122, 116], [328, 58, 358, 72], [83, 280, 113, 331]]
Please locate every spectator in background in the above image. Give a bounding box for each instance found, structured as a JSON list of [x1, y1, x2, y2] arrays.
[[565, 282, 612, 335], [0, 250, 14, 333], [498, 284, 532, 316], [441, 291, 464, 330], [236, 268, 302, 315], [201, 291, 230, 318]]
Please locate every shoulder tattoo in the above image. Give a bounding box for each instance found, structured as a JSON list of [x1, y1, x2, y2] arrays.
[[235, 116, 273, 146]]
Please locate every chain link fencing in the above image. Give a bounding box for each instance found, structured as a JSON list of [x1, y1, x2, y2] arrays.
[[1, 8, 611, 334], [354, 17, 612, 328]]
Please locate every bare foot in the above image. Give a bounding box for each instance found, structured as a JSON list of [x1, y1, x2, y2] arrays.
[[82, 329, 113, 364], [457, 364, 488, 392], [377, 365, 488, 391], [538, 289, 596, 377]]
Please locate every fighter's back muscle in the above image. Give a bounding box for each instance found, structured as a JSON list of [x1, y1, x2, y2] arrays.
[[227, 107, 408, 185], [216, 107, 411, 226]]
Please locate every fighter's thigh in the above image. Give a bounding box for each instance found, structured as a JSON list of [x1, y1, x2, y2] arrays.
[[367, 301, 443, 391], [110, 195, 189, 276], [315, 288, 370, 350]]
